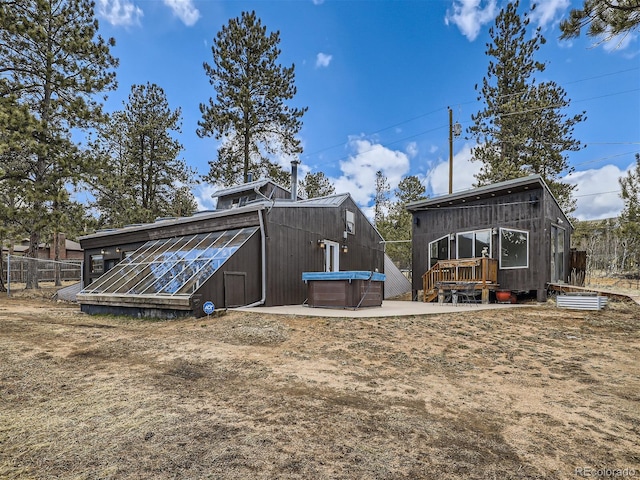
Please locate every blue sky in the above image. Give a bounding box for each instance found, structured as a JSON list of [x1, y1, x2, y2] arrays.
[[94, 0, 639, 221]]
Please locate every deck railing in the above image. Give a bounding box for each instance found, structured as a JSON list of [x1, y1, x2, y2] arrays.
[[422, 257, 498, 302]]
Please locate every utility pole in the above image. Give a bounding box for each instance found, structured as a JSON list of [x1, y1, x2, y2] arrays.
[[448, 107, 461, 194]]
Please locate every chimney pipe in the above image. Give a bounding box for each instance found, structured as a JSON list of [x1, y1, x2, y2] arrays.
[[247, 172, 253, 183], [291, 160, 300, 201]]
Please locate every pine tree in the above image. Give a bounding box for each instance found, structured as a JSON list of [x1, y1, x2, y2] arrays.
[[197, 10, 307, 186], [469, 0, 585, 213], [377, 175, 426, 270], [300, 172, 335, 199], [560, 1, 640, 41], [374, 170, 390, 226], [87, 83, 197, 227], [618, 154, 640, 271], [0, 0, 118, 288]]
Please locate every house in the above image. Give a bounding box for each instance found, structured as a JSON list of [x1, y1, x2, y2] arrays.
[[406, 175, 573, 303], [76, 177, 386, 318], [2, 234, 83, 261]]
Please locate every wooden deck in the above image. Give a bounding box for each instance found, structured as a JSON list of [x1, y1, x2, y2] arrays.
[[422, 258, 499, 303]]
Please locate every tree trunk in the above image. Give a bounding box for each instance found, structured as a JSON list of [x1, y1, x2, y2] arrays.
[[0, 252, 6, 293], [26, 231, 40, 289], [54, 232, 61, 287]]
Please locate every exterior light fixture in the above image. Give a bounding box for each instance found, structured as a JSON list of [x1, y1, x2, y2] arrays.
[[341, 244, 348, 253], [318, 239, 326, 249], [115, 247, 121, 253], [100, 249, 106, 255]]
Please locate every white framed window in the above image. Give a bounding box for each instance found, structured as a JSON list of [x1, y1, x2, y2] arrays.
[[500, 228, 529, 269], [345, 210, 355, 235], [456, 229, 491, 259], [428, 235, 450, 268]]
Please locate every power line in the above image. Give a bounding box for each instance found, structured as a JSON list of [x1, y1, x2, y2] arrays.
[[297, 66, 639, 172], [305, 99, 637, 168], [304, 86, 639, 170], [571, 151, 639, 169]]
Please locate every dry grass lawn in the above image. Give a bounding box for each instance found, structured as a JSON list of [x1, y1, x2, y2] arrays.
[[0, 289, 639, 479]]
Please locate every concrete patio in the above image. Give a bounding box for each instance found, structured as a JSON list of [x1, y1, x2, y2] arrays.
[[233, 299, 525, 318]]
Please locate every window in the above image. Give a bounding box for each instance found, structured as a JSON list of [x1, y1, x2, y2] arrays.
[[345, 210, 355, 235], [90, 254, 103, 274], [551, 225, 565, 282], [500, 228, 529, 269], [428, 235, 450, 268], [456, 230, 490, 259]]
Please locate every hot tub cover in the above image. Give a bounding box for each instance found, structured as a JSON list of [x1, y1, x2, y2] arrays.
[[302, 271, 386, 282]]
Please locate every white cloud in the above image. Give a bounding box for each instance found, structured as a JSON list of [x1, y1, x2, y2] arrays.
[[425, 143, 481, 196], [315, 52, 333, 68], [422, 144, 627, 220], [602, 30, 638, 53], [330, 138, 411, 208], [563, 164, 628, 220], [312, 0, 325, 5], [406, 142, 418, 159], [193, 183, 218, 212], [445, 0, 497, 41], [97, 0, 143, 27], [163, 0, 200, 26], [529, 0, 570, 29]]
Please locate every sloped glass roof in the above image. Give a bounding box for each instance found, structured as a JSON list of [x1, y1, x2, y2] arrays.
[[82, 227, 258, 297]]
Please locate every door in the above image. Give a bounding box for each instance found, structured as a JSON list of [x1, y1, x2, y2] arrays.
[[224, 271, 246, 307], [551, 225, 565, 283], [324, 240, 340, 272], [428, 235, 450, 268]]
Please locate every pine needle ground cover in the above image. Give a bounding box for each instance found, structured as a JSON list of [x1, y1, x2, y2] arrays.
[[0, 295, 638, 479]]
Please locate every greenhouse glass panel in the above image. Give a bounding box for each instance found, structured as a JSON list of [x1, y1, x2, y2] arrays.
[[81, 227, 258, 297], [129, 233, 218, 295]]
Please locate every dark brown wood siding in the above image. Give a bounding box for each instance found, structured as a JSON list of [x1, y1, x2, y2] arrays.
[[264, 198, 384, 306], [411, 185, 571, 297], [194, 231, 261, 313], [79, 200, 384, 309]]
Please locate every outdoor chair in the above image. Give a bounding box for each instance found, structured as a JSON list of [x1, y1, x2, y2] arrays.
[[456, 282, 481, 306]]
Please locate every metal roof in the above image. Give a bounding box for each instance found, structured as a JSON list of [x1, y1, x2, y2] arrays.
[[80, 191, 360, 243], [79, 203, 266, 241], [406, 174, 552, 210], [210, 178, 291, 198], [275, 193, 350, 207]]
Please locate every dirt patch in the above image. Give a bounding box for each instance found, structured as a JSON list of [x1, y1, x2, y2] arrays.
[[0, 295, 638, 479]]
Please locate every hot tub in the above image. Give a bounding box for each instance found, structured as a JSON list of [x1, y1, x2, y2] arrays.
[[302, 271, 386, 309]]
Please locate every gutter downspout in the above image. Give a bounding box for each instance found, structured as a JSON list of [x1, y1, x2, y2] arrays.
[[242, 208, 267, 307]]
